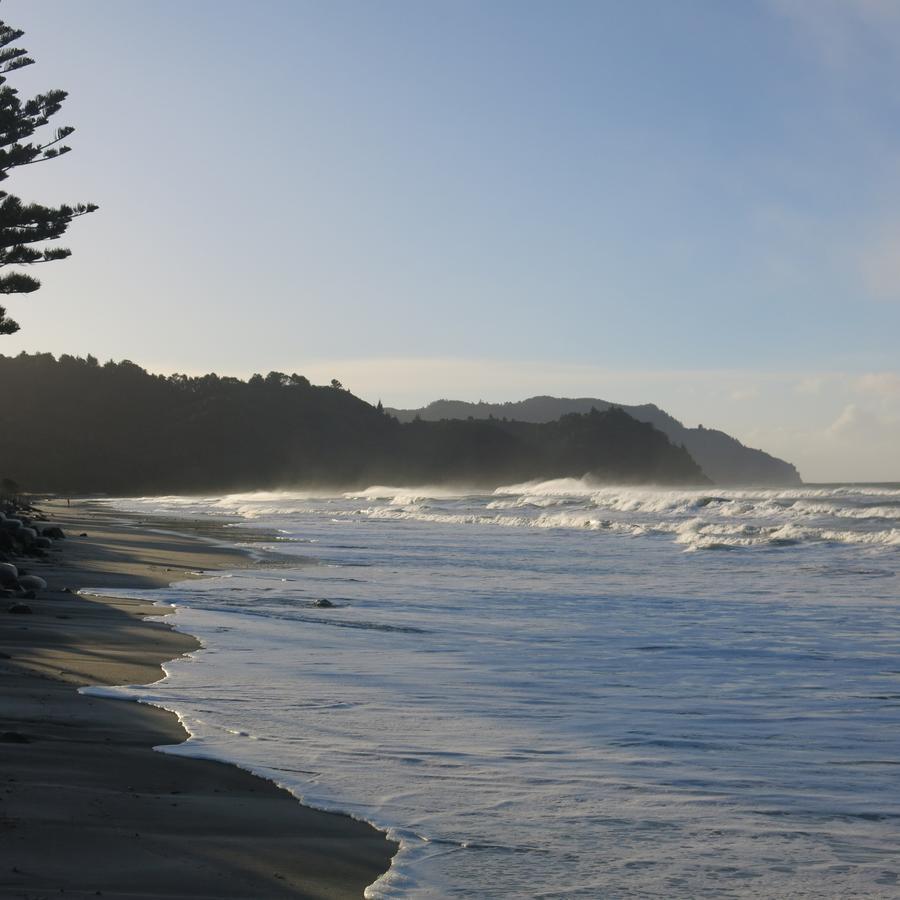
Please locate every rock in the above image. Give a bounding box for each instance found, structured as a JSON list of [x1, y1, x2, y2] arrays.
[[0, 563, 18, 588], [0, 731, 31, 743], [33, 536, 52, 549], [42, 525, 65, 539], [79, 532, 88, 537], [18, 575, 47, 591], [313, 598, 334, 608], [22, 589, 36, 600], [8, 603, 32, 614]]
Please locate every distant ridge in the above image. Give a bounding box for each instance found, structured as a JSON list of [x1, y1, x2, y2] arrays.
[[385, 396, 802, 486]]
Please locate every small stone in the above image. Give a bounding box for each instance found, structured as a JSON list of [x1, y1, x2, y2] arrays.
[[19, 575, 47, 591]]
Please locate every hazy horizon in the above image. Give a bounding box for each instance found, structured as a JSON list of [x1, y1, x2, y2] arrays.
[[2, 0, 898, 483]]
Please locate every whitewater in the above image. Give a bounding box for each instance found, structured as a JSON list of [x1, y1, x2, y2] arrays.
[[86, 481, 900, 898]]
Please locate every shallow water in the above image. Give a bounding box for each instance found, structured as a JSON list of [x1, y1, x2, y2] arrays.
[[86, 481, 900, 898]]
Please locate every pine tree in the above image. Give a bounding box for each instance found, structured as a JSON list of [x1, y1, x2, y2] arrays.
[[0, 14, 96, 335]]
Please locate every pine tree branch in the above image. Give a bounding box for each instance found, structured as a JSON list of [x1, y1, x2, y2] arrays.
[[0, 15, 95, 317], [0, 27, 26, 52], [0, 304, 21, 334], [0, 270, 40, 294]]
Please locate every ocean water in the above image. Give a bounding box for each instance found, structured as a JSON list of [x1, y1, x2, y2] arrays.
[[85, 481, 900, 898]]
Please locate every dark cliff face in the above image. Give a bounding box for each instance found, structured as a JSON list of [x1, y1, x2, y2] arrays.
[[0, 354, 708, 494], [386, 396, 802, 486]]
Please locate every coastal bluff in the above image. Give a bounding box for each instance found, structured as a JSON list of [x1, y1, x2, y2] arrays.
[[0, 353, 708, 494], [387, 396, 802, 487]]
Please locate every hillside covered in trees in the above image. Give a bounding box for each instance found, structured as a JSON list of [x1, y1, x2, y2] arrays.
[[388, 396, 802, 485], [0, 353, 708, 494]]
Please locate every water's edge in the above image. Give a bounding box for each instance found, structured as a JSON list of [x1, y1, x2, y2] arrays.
[[74, 513, 402, 898]]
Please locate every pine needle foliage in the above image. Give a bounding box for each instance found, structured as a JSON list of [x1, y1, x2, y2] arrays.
[[0, 12, 96, 335]]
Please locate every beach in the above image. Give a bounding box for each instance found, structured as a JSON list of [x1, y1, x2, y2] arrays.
[[0, 501, 397, 899]]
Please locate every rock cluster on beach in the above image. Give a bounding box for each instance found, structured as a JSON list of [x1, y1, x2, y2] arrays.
[[1, 503, 64, 608]]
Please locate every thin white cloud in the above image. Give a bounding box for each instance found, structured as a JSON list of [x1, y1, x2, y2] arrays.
[[860, 224, 900, 302], [855, 371, 900, 396], [793, 376, 827, 396], [769, 0, 900, 68], [827, 403, 882, 440]]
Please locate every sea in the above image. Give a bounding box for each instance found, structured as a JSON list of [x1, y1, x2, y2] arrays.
[[84, 481, 900, 898]]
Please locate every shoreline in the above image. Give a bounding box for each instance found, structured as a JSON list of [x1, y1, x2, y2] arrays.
[[0, 500, 397, 899]]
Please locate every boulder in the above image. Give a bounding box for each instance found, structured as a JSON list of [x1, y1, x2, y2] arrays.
[[18, 575, 47, 591], [8, 603, 32, 614], [313, 598, 334, 608], [41, 526, 65, 539]]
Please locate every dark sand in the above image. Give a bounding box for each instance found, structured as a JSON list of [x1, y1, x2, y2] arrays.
[[0, 501, 397, 899]]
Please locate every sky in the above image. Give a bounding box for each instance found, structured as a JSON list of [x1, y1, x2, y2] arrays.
[[2, 0, 899, 482]]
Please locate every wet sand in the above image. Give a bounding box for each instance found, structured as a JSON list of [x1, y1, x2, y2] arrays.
[[0, 501, 396, 899]]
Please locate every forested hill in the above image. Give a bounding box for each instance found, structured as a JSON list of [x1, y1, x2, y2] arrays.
[[0, 354, 708, 494], [387, 396, 802, 486]]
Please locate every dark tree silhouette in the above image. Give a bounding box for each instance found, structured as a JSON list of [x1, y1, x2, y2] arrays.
[[0, 15, 97, 335], [0, 353, 709, 494]]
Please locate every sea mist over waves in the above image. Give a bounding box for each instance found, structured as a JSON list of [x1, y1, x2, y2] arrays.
[[118, 480, 900, 551], [88, 484, 900, 898]]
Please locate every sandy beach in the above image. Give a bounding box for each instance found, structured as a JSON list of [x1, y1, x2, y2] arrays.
[[0, 501, 397, 899]]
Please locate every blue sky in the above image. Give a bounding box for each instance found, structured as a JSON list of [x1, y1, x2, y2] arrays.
[[3, 0, 899, 480]]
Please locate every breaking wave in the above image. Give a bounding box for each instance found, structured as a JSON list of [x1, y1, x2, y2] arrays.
[[332, 481, 900, 552], [107, 481, 900, 553]]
